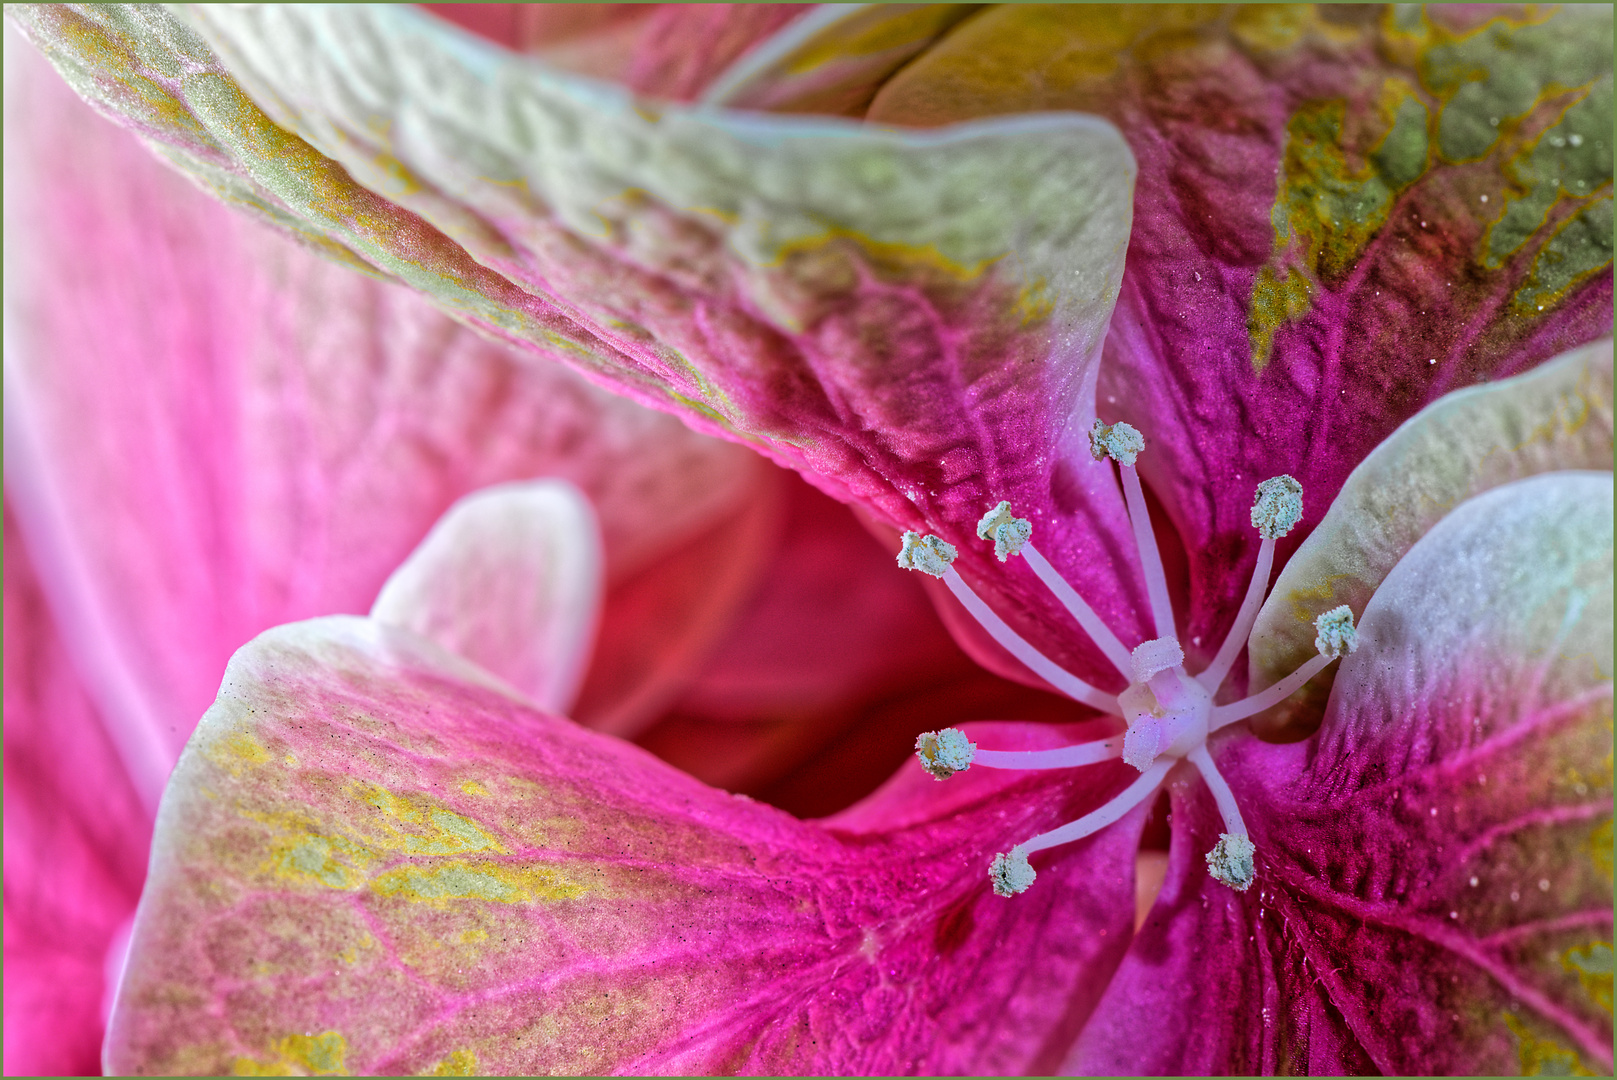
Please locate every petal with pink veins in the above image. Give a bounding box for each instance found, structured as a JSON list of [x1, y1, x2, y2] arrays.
[[1070, 471, 1613, 1075], [107, 617, 1150, 1075], [8, 2, 1153, 685], [868, 5, 1614, 672]]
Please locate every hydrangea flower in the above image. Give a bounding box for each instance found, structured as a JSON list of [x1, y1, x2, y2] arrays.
[[7, 4, 1613, 1074]]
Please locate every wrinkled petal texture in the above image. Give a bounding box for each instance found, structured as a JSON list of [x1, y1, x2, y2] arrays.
[[108, 617, 1150, 1075], [870, 4, 1614, 674], [2, 32, 763, 792], [6, 2, 1156, 686], [1250, 336, 1613, 730], [1073, 472, 1613, 1075], [2, 504, 149, 1076]]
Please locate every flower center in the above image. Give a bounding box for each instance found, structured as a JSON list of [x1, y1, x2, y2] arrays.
[[901, 419, 1358, 897]]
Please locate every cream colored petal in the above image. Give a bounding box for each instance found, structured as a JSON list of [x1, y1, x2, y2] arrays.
[[370, 481, 602, 715]]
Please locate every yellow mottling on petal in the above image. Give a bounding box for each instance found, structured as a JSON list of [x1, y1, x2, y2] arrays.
[[459, 928, 489, 945], [1587, 817, 1614, 879], [422, 1049, 478, 1077], [459, 780, 489, 797], [341, 781, 507, 857], [369, 859, 589, 905], [205, 731, 272, 777], [1503, 1013, 1600, 1076], [233, 1031, 349, 1076], [1562, 942, 1615, 1013]]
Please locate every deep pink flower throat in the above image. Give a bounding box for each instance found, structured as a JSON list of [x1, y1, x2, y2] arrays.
[[900, 420, 1359, 897]]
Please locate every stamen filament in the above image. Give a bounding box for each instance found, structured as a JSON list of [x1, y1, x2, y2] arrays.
[[1207, 652, 1332, 730], [1021, 543, 1135, 679], [1196, 537, 1276, 693], [942, 567, 1122, 715], [1020, 758, 1172, 854], [1188, 744, 1247, 837], [1119, 464, 1176, 641], [973, 739, 1123, 770]]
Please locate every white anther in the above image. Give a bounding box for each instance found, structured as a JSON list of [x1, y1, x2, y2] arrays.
[[915, 728, 976, 780], [989, 847, 1036, 897], [1314, 605, 1358, 659], [976, 501, 1032, 562], [896, 531, 958, 578], [1088, 419, 1145, 466], [1122, 717, 1166, 772], [1130, 637, 1184, 684], [1205, 833, 1257, 891], [1251, 475, 1304, 539]]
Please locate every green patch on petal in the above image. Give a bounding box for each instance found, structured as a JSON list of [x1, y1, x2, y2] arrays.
[[1486, 77, 1614, 268], [1422, 9, 1613, 165], [1504, 1014, 1602, 1077], [1249, 80, 1430, 369], [1562, 942, 1615, 1015], [233, 1032, 349, 1076], [1514, 196, 1615, 316]]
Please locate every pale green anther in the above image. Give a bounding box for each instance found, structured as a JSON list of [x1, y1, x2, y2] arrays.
[[989, 847, 1036, 897], [896, 531, 958, 578], [1251, 475, 1304, 539], [1205, 833, 1256, 891], [976, 501, 1033, 562], [1088, 419, 1145, 466], [1314, 604, 1358, 659], [915, 728, 976, 780]]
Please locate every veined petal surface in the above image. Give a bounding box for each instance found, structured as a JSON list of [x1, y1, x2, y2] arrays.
[[1072, 472, 1614, 1074], [107, 617, 1148, 1075], [870, 4, 1614, 672]]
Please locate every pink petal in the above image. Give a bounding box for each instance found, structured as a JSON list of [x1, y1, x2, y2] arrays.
[[3, 33, 762, 785], [868, 6, 1614, 674], [370, 480, 603, 714], [2, 503, 149, 1076], [1071, 472, 1613, 1074], [108, 616, 1150, 1074], [9, 4, 1153, 685], [421, 4, 806, 102]]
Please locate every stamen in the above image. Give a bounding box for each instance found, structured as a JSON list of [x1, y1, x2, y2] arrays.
[[914, 728, 976, 780], [1250, 475, 1304, 540], [939, 566, 1122, 716], [1188, 745, 1255, 891], [1020, 543, 1134, 679], [1313, 604, 1359, 659], [1130, 637, 1184, 684], [976, 501, 1032, 562], [1198, 476, 1303, 692], [896, 531, 957, 578], [1118, 463, 1177, 641], [1206, 606, 1357, 730], [1008, 756, 1173, 864], [1088, 419, 1144, 466], [971, 738, 1123, 770], [990, 847, 1036, 897]]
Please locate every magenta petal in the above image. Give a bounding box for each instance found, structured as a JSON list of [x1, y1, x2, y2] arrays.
[[3, 504, 150, 1076], [1072, 472, 1614, 1075], [108, 616, 1148, 1074], [3, 35, 760, 777]]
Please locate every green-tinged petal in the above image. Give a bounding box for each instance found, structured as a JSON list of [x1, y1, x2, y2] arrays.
[[106, 616, 1149, 1074], [1248, 338, 1612, 733]]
